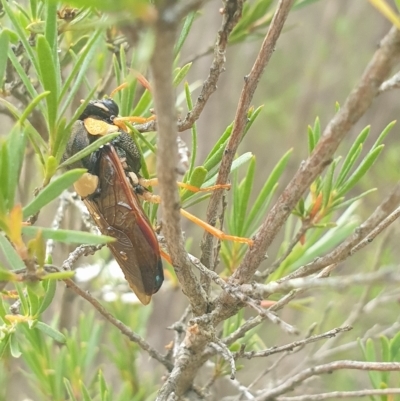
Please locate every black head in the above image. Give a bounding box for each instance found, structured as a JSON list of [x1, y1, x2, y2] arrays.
[[79, 98, 119, 123]]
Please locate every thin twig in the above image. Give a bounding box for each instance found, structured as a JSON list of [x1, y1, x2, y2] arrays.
[[235, 326, 351, 360], [378, 70, 400, 93], [279, 181, 400, 282], [349, 206, 400, 255], [202, 0, 295, 274], [61, 275, 173, 370], [209, 338, 237, 379], [243, 267, 400, 297], [277, 389, 400, 400], [258, 361, 400, 400]]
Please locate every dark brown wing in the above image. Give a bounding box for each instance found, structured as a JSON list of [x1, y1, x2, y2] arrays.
[[84, 144, 163, 305]]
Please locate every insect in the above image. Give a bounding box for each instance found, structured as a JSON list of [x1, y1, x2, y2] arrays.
[[63, 98, 163, 305]]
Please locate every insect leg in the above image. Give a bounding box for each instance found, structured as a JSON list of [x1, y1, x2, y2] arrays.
[[139, 191, 254, 247]]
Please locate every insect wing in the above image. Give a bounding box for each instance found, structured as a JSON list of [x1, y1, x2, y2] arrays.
[[85, 145, 163, 305]]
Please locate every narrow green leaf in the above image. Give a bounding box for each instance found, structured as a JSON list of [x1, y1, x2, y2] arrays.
[[338, 145, 384, 196], [371, 120, 395, 149], [44, 1, 59, 72], [36, 35, 58, 140], [185, 81, 197, 178], [202, 152, 253, 188], [23, 169, 86, 219], [9, 332, 21, 358], [22, 226, 115, 244], [0, 30, 9, 87], [35, 321, 67, 344], [307, 126, 315, 154], [236, 156, 256, 236], [63, 379, 78, 401], [1, 0, 40, 74], [244, 149, 292, 233], [58, 133, 120, 169], [99, 370, 108, 399], [131, 89, 152, 117], [41, 271, 75, 280], [0, 234, 25, 270], [7, 127, 26, 209], [0, 98, 47, 158], [336, 126, 370, 187], [64, 84, 99, 134], [336, 144, 363, 188], [188, 166, 207, 187], [19, 91, 50, 125], [37, 279, 57, 315], [0, 143, 9, 210], [322, 159, 336, 209], [7, 48, 40, 102], [174, 63, 192, 87], [58, 29, 102, 116], [81, 381, 93, 401], [331, 188, 376, 211], [0, 333, 11, 359], [27, 283, 41, 317], [313, 117, 321, 145], [203, 123, 233, 169], [175, 11, 196, 56], [389, 332, 400, 361], [380, 335, 390, 361]]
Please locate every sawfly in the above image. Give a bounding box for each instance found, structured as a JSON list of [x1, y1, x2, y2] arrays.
[[63, 98, 163, 305]]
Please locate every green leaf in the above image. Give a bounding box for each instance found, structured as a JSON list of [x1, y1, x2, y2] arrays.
[[173, 63, 192, 87], [81, 381, 93, 401], [336, 126, 370, 187], [313, 116, 321, 145], [0, 30, 9, 87], [27, 283, 42, 316], [23, 169, 86, 219], [0, 333, 11, 359], [19, 91, 50, 126], [6, 128, 26, 210], [7, 49, 41, 107], [203, 123, 233, 170], [58, 133, 120, 169], [64, 379, 78, 401], [0, 234, 25, 270], [245, 148, 292, 233], [322, 159, 336, 209], [37, 279, 57, 315], [22, 226, 115, 245], [36, 35, 58, 141], [185, 81, 197, 178], [380, 335, 390, 384], [389, 332, 400, 361], [175, 11, 196, 56], [371, 120, 395, 149], [10, 332, 21, 358], [1, 0, 40, 74], [235, 156, 256, 236], [337, 145, 385, 196], [58, 28, 103, 118], [331, 188, 377, 211], [0, 142, 9, 210], [44, 1, 59, 73], [35, 321, 66, 344], [202, 152, 254, 188], [307, 125, 315, 154], [41, 271, 75, 280]]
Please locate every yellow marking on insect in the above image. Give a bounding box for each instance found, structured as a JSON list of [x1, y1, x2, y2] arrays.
[[84, 118, 119, 137], [74, 173, 99, 198]]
